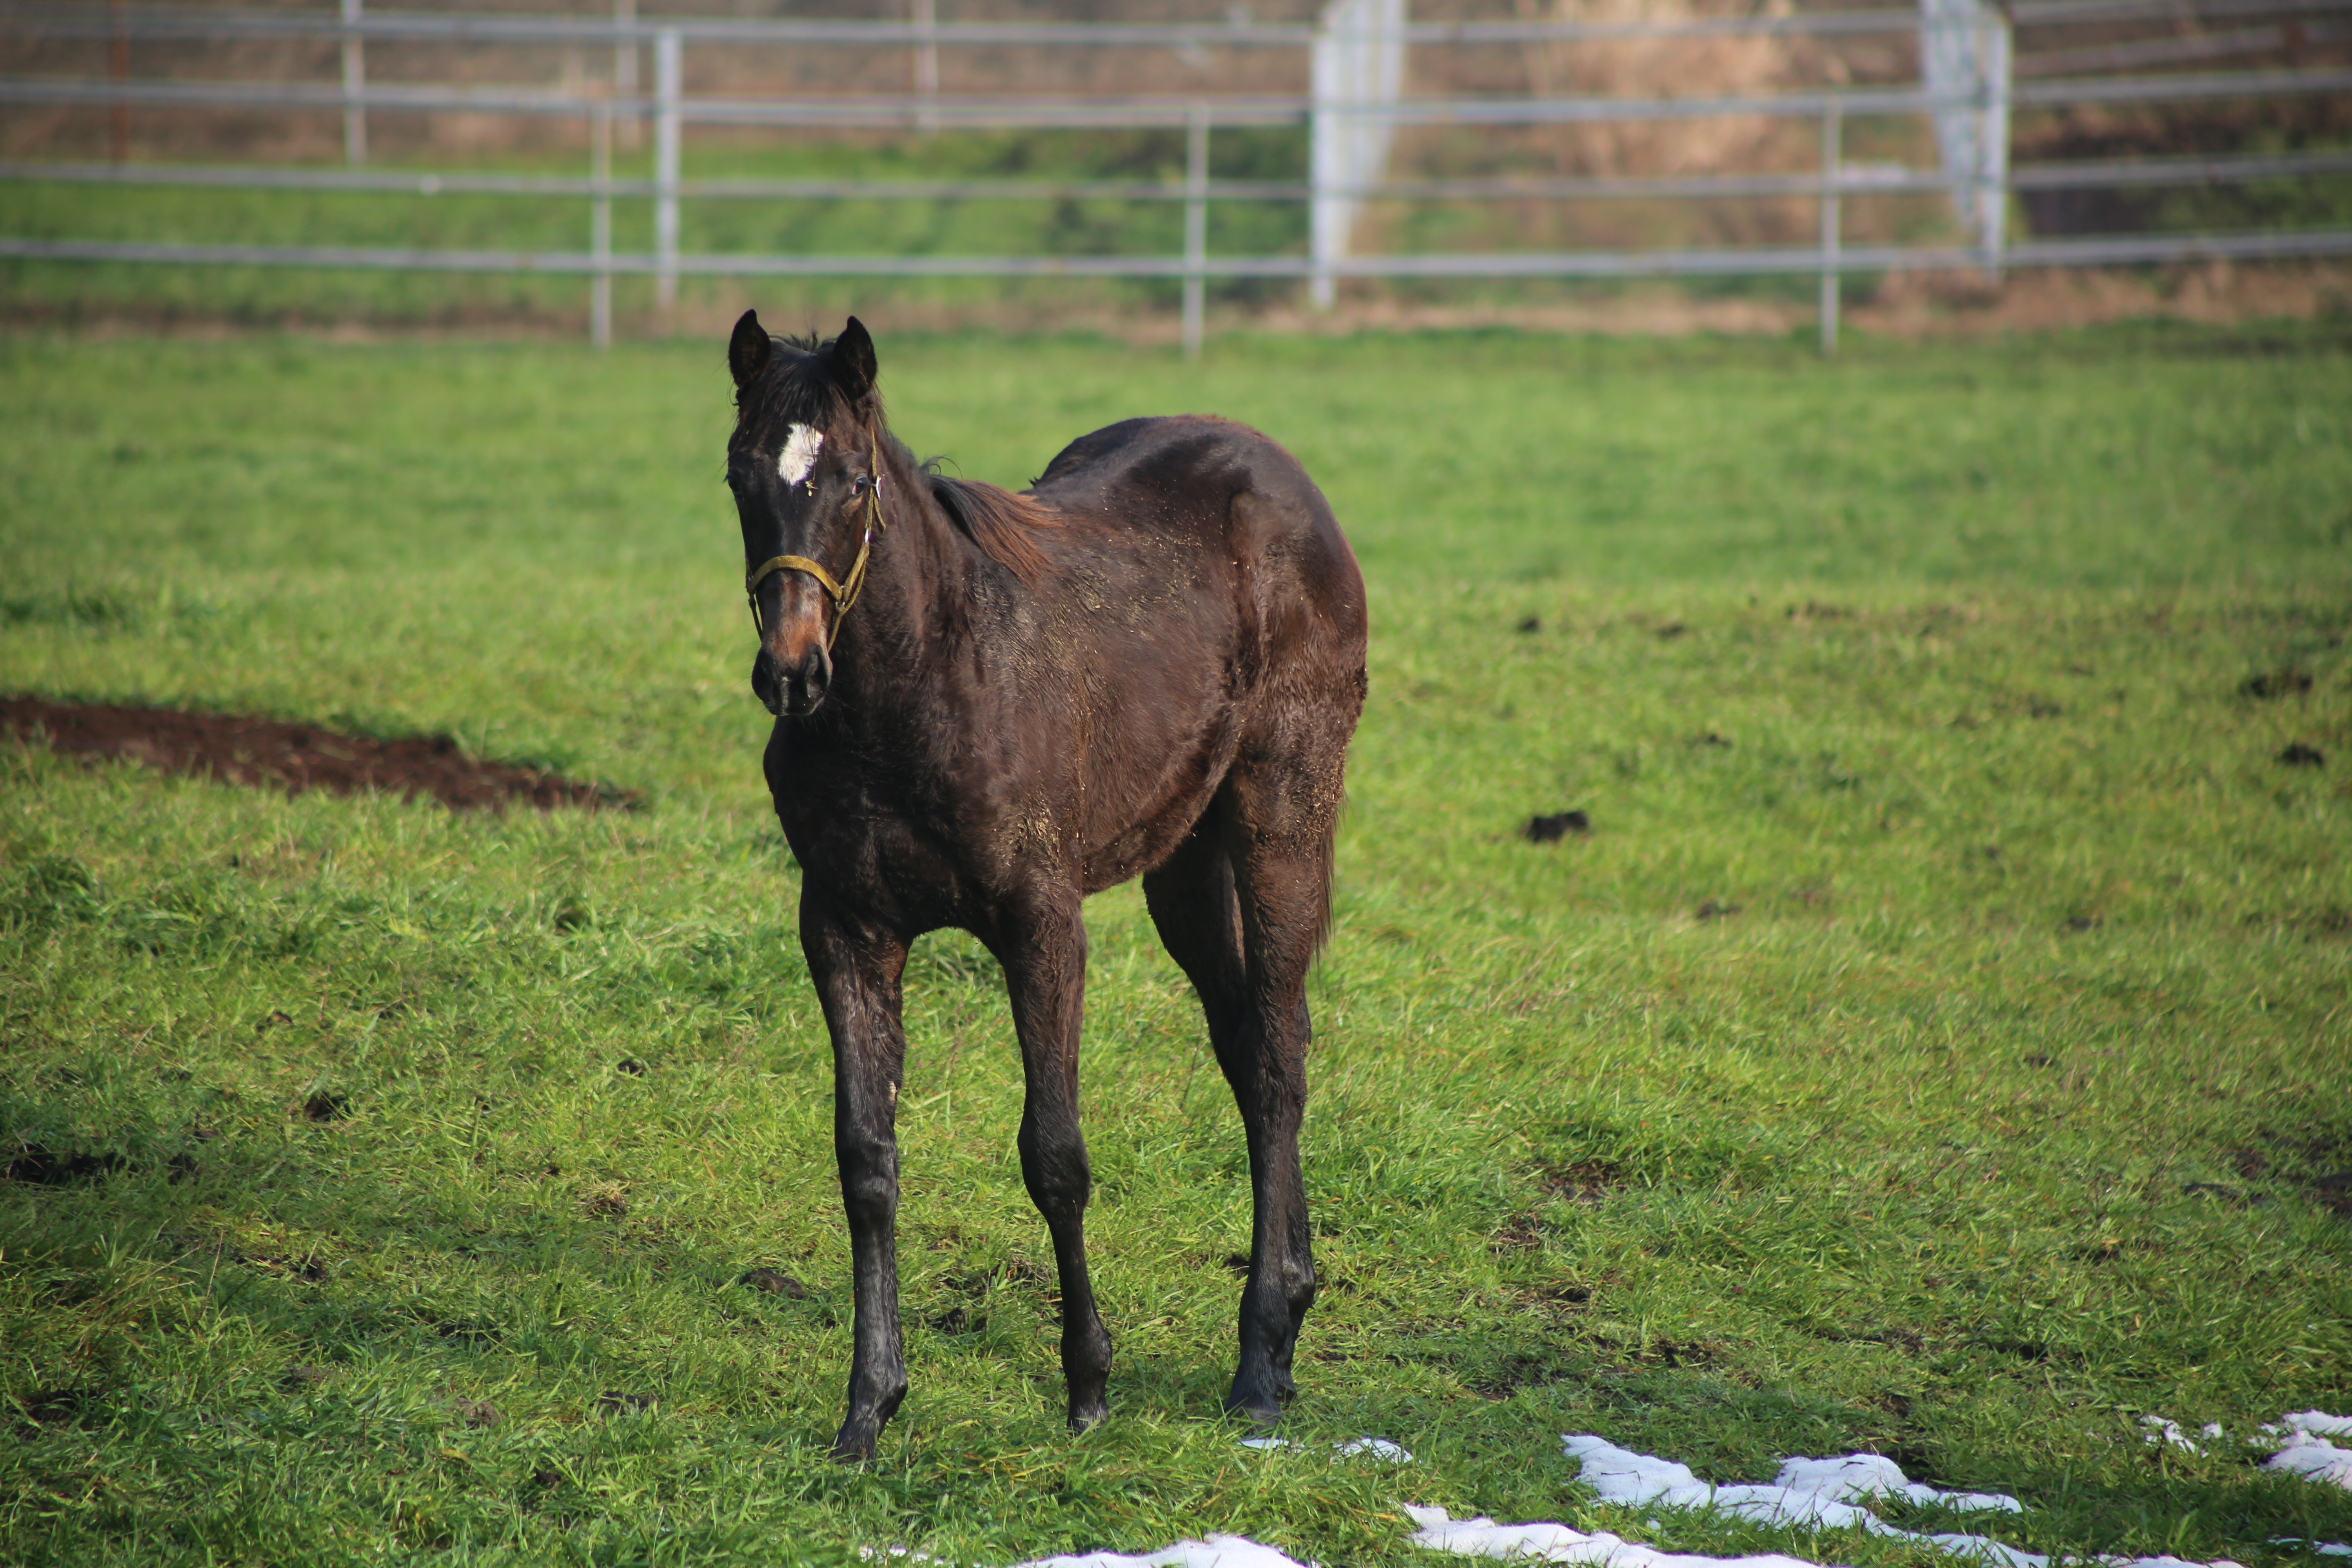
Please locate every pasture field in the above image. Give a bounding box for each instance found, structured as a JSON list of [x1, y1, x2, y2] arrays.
[[2, 324, 2350, 1568]]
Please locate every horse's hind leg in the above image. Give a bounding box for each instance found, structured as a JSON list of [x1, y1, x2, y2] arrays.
[[1145, 795, 1322, 1425], [993, 891, 1116, 1432]]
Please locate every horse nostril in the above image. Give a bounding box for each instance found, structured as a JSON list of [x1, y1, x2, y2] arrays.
[[785, 646, 833, 715], [752, 652, 784, 715]]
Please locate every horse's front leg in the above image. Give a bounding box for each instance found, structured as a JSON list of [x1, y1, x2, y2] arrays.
[[802, 889, 912, 1461], [995, 894, 1115, 1431]]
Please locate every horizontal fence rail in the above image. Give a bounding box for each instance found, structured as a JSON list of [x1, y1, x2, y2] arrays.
[[4, 0, 2349, 352], [9, 228, 2350, 276], [8, 0, 2349, 45], [12, 147, 2352, 203], [8, 65, 2352, 123]]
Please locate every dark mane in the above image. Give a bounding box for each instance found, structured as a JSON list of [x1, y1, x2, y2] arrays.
[[924, 471, 1064, 586]]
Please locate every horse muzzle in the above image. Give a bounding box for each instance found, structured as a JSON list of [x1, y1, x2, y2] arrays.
[[754, 640, 832, 717]]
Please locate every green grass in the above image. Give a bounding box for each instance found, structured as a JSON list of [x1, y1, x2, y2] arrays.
[[2, 323, 2350, 1568]]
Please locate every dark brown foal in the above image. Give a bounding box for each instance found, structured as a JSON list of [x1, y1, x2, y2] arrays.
[[724, 313, 1367, 1459]]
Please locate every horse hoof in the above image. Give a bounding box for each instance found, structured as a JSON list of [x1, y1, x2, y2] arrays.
[[1224, 1398, 1282, 1433], [831, 1428, 879, 1463], [1068, 1399, 1109, 1434]]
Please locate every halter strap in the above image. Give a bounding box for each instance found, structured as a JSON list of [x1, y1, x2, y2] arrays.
[[744, 423, 889, 650]]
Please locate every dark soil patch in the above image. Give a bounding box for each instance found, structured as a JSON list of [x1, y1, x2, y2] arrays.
[[1542, 1160, 1622, 1204], [1467, 1353, 1580, 1399], [2182, 1180, 2249, 1205], [298, 1092, 351, 1123], [2311, 1172, 2352, 1216], [2, 1144, 129, 1185], [1981, 1336, 2082, 1365], [2, 695, 637, 813], [1523, 809, 1590, 843], [1490, 1212, 1546, 1252], [17, 1387, 94, 1427], [998, 1257, 1053, 1291], [595, 1391, 655, 1417], [2278, 742, 2325, 768]]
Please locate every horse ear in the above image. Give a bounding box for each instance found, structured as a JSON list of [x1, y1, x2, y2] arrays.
[[832, 317, 878, 403], [728, 309, 771, 390]]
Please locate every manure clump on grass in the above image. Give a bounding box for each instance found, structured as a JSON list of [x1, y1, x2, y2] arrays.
[[740, 1267, 807, 1298], [2241, 668, 2314, 699], [1523, 810, 1590, 842]]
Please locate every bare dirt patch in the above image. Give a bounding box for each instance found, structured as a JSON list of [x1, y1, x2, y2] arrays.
[[2, 696, 636, 813]]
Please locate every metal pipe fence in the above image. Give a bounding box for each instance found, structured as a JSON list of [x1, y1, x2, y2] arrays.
[[4, 0, 2348, 354]]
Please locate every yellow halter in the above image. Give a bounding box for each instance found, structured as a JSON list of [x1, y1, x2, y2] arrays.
[[744, 425, 889, 650]]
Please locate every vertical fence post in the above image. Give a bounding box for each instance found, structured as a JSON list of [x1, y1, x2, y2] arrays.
[[1978, 6, 2010, 282], [913, 0, 940, 132], [108, 0, 129, 163], [1183, 107, 1209, 359], [654, 29, 681, 313], [592, 100, 613, 351], [1310, 0, 1407, 311], [1819, 98, 1841, 358], [1922, 0, 2009, 281], [614, 0, 639, 150], [341, 0, 366, 168]]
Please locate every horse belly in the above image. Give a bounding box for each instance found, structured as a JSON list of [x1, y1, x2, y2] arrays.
[[1074, 662, 1242, 893]]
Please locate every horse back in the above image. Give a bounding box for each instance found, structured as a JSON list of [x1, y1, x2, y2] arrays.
[[1033, 415, 1364, 638], [1025, 416, 1368, 888]]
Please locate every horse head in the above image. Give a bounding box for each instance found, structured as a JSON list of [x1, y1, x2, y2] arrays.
[[726, 311, 885, 717]]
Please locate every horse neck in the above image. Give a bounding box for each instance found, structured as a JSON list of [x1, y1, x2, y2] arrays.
[[829, 435, 966, 705]]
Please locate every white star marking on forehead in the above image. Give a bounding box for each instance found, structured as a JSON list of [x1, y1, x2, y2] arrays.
[[779, 424, 825, 486]]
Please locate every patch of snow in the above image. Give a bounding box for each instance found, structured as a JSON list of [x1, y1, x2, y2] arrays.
[[2265, 1440, 2352, 1491], [1555, 1434, 2255, 1568], [920, 1412, 2352, 1568], [1014, 1538, 1312, 1568], [1238, 1435, 1412, 1464], [2246, 1411, 2352, 1492], [1403, 1503, 1820, 1568], [1337, 1437, 1414, 1463], [1562, 1434, 2019, 1530]]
